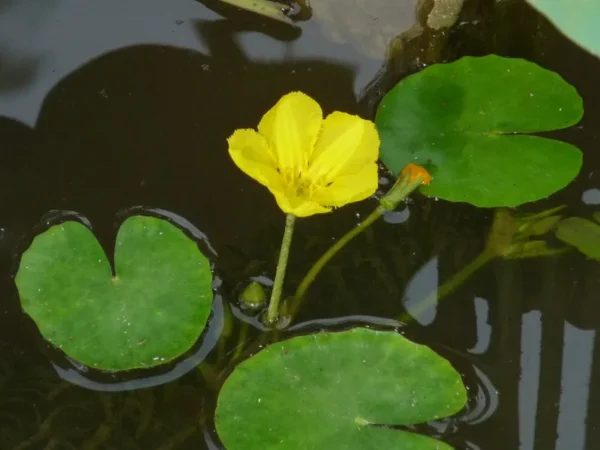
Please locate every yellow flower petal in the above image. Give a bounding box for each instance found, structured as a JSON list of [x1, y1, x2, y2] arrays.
[[258, 92, 323, 173], [272, 191, 330, 217], [227, 129, 283, 192], [307, 112, 379, 184], [312, 162, 379, 207], [228, 93, 380, 216]]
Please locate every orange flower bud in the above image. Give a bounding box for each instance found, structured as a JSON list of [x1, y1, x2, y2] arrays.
[[400, 163, 432, 186]]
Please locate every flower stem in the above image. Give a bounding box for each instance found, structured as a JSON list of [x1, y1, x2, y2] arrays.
[[288, 176, 425, 320], [266, 214, 296, 324], [293, 205, 386, 303]]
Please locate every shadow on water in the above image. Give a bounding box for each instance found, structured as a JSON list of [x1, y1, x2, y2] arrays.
[[2, 0, 600, 449], [0, 0, 60, 93], [0, 12, 366, 450], [0, 50, 40, 93], [0, 17, 358, 287]]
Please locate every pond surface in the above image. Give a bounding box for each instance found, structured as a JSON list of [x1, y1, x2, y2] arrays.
[[1, 0, 600, 449]]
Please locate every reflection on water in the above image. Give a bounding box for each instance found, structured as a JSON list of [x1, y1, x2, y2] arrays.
[[0, 0, 384, 126], [403, 256, 439, 326], [1, 0, 600, 449], [582, 189, 600, 205], [556, 324, 594, 448], [519, 310, 542, 449], [308, 0, 419, 59], [0, 0, 57, 94]]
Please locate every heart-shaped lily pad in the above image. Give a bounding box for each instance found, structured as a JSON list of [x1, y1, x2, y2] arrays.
[[527, 0, 600, 57], [15, 216, 213, 371], [375, 55, 583, 207], [555, 216, 600, 261], [215, 327, 466, 449]]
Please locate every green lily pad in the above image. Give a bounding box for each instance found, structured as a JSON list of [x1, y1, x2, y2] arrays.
[[527, 0, 600, 57], [376, 55, 583, 207], [555, 217, 600, 261], [15, 216, 213, 371], [215, 327, 466, 450]]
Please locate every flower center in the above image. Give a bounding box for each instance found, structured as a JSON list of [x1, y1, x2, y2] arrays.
[[279, 168, 318, 199]]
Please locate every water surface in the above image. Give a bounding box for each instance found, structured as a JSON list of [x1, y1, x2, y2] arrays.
[[1, 0, 600, 449]]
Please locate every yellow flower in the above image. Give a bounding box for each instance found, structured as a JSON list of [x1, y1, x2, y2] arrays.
[[227, 92, 380, 217]]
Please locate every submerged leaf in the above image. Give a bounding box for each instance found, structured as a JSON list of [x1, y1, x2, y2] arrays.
[[503, 240, 568, 259], [517, 215, 562, 237], [15, 216, 213, 371], [215, 327, 466, 449], [555, 217, 600, 261], [376, 55, 583, 207]]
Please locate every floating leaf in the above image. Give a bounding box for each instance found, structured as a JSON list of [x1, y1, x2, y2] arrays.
[[527, 0, 600, 57], [15, 216, 213, 371], [215, 327, 466, 449], [555, 217, 600, 261], [376, 55, 583, 207]]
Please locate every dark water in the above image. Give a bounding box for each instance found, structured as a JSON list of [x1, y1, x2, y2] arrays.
[[1, 0, 600, 449]]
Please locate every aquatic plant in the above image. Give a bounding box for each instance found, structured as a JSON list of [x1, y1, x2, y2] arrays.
[[15, 216, 213, 371], [228, 91, 379, 218], [228, 91, 380, 322], [377, 55, 583, 207], [215, 328, 466, 450], [555, 214, 600, 261], [213, 55, 584, 449], [12, 54, 590, 449]]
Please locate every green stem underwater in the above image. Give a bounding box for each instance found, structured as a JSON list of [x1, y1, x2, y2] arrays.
[[398, 248, 495, 324], [266, 214, 296, 324], [288, 175, 425, 320], [293, 205, 386, 303], [395, 206, 569, 325]]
